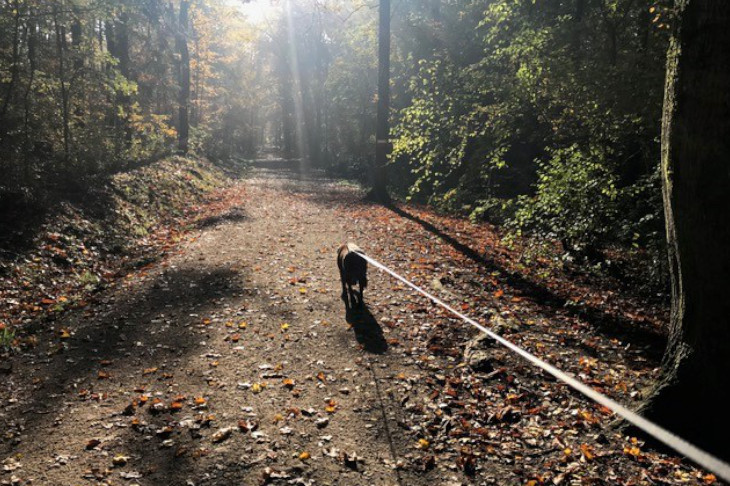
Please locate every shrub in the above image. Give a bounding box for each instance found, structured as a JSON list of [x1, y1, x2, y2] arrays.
[[511, 145, 618, 257]]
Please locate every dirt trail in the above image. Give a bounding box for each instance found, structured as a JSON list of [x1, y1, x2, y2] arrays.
[[1, 162, 715, 486], [0, 163, 465, 486]]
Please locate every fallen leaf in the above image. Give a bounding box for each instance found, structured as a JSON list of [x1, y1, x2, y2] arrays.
[[111, 455, 129, 467], [211, 427, 234, 443], [85, 439, 101, 450]]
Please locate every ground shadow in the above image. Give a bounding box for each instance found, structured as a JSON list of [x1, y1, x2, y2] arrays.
[[0, 264, 245, 460], [0, 176, 118, 261], [245, 161, 665, 364], [250, 158, 305, 171], [346, 304, 388, 354], [195, 206, 248, 228], [384, 203, 667, 359]]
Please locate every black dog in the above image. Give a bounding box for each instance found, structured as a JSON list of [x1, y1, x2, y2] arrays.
[[337, 243, 367, 308]]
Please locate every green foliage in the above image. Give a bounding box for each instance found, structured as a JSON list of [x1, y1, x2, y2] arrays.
[[0, 0, 673, 282], [0, 0, 264, 198], [385, 0, 670, 273], [511, 145, 618, 252], [0, 325, 15, 352]]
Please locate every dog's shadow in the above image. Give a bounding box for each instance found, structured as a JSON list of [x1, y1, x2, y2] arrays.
[[345, 303, 388, 354]]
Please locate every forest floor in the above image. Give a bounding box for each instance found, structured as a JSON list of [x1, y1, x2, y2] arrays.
[[0, 160, 719, 485]]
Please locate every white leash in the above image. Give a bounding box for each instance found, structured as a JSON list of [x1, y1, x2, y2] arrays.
[[355, 250, 730, 482]]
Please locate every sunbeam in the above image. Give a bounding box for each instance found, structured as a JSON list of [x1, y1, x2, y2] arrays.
[[285, 0, 310, 173]]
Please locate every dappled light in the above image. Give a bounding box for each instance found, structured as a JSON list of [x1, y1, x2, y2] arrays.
[[2, 0, 730, 484]]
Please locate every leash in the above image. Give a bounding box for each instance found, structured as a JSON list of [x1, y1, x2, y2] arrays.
[[355, 250, 730, 482]]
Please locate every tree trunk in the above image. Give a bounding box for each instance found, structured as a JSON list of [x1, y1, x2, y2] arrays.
[[0, 0, 21, 122], [636, 0, 651, 51], [115, 12, 131, 80], [24, 9, 38, 167], [176, 0, 191, 154], [643, 0, 730, 460], [371, 0, 390, 202], [53, 1, 71, 164], [571, 0, 586, 65], [71, 10, 83, 72], [192, 30, 200, 128]]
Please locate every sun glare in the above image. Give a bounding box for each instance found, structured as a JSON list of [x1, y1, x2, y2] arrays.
[[236, 0, 280, 24]]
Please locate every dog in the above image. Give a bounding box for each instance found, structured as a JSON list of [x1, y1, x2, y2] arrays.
[[337, 243, 367, 308]]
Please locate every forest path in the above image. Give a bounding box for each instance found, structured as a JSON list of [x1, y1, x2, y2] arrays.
[[0, 162, 465, 486], [2, 161, 700, 486]]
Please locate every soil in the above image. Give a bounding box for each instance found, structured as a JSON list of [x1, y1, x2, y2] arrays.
[[0, 161, 716, 485]]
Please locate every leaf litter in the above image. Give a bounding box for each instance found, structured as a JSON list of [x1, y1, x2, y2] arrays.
[[0, 164, 717, 485]]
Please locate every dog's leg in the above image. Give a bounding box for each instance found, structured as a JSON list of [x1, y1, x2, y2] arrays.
[[338, 263, 350, 307], [358, 282, 364, 308], [340, 275, 348, 303], [347, 282, 356, 308]]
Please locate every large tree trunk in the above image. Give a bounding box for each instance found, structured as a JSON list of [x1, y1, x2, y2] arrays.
[[371, 0, 390, 202], [176, 0, 191, 154], [643, 0, 730, 460]]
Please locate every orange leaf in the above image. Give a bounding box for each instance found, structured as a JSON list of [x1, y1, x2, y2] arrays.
[[623, 445, 641, 458], [580, 443, 594, 461]]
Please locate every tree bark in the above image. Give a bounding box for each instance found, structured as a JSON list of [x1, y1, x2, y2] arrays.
[[571, 0, 586, 65], [176, 0, 191, 154], [636, 0, 651, 51], [71, 9, 83, 72], [24, 9, 38, 165], [371, 0, 390, 202], [115, 12, 131, 80], [53, 1, 71, 164], [643, 0, 730, 460], [0, 0, 21, 121]]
